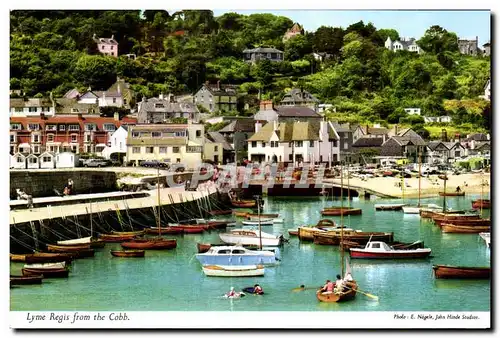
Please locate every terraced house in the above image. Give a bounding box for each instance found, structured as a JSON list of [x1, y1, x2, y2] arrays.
[[247, 120, 339, 166], [194, 82, 238, 113], [125, 123, 204, 169]]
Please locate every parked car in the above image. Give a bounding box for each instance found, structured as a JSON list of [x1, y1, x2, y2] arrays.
[[141, 160, 170, 168], [84, 159, 111, 167]]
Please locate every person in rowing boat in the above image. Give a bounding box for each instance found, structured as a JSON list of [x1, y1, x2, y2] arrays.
[[334, 274, 344, 294], [456, 186, 461, 193], [253, 284, 264, 295], [344, 272, 353, 282], [319, 279, 334, 294]]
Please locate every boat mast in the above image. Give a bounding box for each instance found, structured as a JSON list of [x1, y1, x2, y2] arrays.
[[157, 165, 161, 236], [340, 161, 344, 277], [418, 151, 421, 207], [347, 161, 351, 227], [256, 195, 262, 250], [442, 174, 447, 213], [480, 172, 484, 217], [90, 202, 93, 239]]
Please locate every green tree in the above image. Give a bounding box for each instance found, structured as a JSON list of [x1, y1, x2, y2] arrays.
[[73, 55, 117, 89], [312, 26, 344, 56], [417, 25, 459, 54], [284, 34, 312, 61]]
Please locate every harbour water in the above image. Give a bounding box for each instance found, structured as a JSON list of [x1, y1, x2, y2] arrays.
[[10, 194, 490, 312]]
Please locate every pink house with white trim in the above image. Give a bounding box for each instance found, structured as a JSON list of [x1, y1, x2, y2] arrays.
[[93, 34, 119, 57]]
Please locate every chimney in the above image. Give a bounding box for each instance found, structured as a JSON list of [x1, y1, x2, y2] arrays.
[[394, 124, 398, 136], [93, 33, 96, 39], [259, 100, 274, 111], [273, 120, 278, 131], [159, 93, 164, 100], [441, 128, 447, 142], [114, 112, 120, 121], [142, 96, 146, 103], [217, 80, 220, 90], [255, 121, 262, 133], [111, 34, 114, 40], [487, 133, 490, 141], [365, 125, 369, 135]]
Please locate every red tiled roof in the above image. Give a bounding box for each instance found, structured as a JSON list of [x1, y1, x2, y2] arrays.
[[10, 115, 137, 131]]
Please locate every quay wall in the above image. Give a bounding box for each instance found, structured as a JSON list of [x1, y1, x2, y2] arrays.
[[10, 190, 231, 253], [10, 170, 118, 199]]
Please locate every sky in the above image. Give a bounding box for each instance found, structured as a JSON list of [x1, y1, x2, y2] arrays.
[[211, 10, 491, 46]]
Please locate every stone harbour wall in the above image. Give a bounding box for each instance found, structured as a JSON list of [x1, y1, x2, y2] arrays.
[[10, 170, 118, 199]]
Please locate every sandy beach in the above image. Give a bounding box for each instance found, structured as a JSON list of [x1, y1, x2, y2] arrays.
[[328, 173, 491, 199]]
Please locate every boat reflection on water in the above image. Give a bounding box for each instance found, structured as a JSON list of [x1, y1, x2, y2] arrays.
[[433, 279, 491, 289]]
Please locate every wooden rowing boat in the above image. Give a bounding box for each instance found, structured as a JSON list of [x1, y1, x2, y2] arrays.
[[441, 224, 490, 233], [208, 209, 233, 216], [472, 199, 490, 209], [10, 253, 27, 262], [246, 213, 280, 218], [120, 238, 177, 250], [18, 252, 73, 264], [321, 208, 362, 216], [430, 213, 480, 222], [233, 211, 250, 217], [111, 230, 145, 236], [145, 227, 184, 235], [231, 200, 256, 208], [313, 232, 394, 246], [10, 274, 43, 285], [110, 250, 145, 257], [202, 264, 265, 277], [432, 265, 490, 279], [439, 191, 465, 197], [197, 243, 212, 253], [288, 229, 298, 236], [46, 244, 91, 252], [22, 267, 69, 278], [99, 233, 139, 242], [433, 218, 490, 227], [316, 281, 358, 303], [375, 204, 406, 211]]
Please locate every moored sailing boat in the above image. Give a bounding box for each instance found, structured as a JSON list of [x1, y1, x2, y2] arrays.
[[316, 161, 357, 303]]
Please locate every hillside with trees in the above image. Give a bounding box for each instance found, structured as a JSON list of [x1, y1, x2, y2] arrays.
[[10, 10, 490, 137]]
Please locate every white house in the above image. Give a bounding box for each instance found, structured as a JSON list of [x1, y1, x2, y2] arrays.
[[404, 108, 421, 116], [385, 37, 422, 54], [10, 98, 55, 117], [26, 154, 40, 169], [56, 152, 79, 168], [11, 153, 26, 169], [101, 125, 128, 160], [424, 116, 452, 124], [427, 141, 466, 163], [247, 120, 340, 166], [39, 151, 56, 169]]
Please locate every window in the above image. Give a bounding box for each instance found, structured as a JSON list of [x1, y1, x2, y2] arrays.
[[28, 124, 39, 131], [296, 141, 303, 147], [132, 132, 140, 138], [42, 107, 50, 112], [72, 108, 79, 113], [176, 158, 181, 163], [111, 46, 114, 50], [196, 130, 201, 137], [49, 146, 56, 152], [47, 134, 54, 142], [10, 134, 15, 143], [85, 124, 96, 131], [28, 107, 37, 113], [15, 107, 23, 113], [43, 156, 52, 163], [132, 147, 140, 154], [32, 134, 40, 143], [152, 132, 161, 138], [289, 154, 293, 161], [173, 147, 180, 153], [113, 98, 116, 103], [214, 146, 218, 152], [344, 143, 348, 150], [175, 131, 185, 137], [159, 147, 167, 153], [309, 141, 314, 147], [146, 147, 154, 154], [124, 99, 127, 105], [262, 142, 266, 148], [46, 125, 56, 131], [84, 145, 91, 153], [251, 141, 257, 148], [288, 142, 293, 147], [155, 103, 164, 108], [85, 134, 91, 142], [455, 150, 461, 157], [59, 125, 66, 131], [33, 145, 40, 154], [103, 124, 115, 132], [69, 125, 79, 131], [102, 45, 105, 50], [11, 124, 21, 130], [71, 134, 78, 142], [332, 140, 337, 147], [17, 156, 24, 163]]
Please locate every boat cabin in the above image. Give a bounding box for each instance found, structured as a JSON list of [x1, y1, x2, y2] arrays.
[[364, 242, 393, 251]]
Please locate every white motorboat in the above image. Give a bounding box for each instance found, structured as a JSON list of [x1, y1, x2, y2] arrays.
[[202, 264, 265, 277], [57, 236, 92, 245], [374, 203, 406, 211], [219, 229, 283, 247], [349, 241, 431, 259], [196, 245, 278, 266], [479, 232, 490, 248]]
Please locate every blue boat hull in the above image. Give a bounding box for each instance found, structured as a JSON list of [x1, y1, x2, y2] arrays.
[[196, 255, 277, 266]]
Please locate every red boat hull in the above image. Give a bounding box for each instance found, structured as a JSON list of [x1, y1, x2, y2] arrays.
[[22, 268, 69, 278], [120, 239, 177, 250], [208, 210, 233, 215], [433, 265, 490, 279], [145, 227, 184, 235], [472, 200, 490, 209], [349, 250, 431, 259], [321, 208, 362, 216], [434, 218, 490, 227]]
